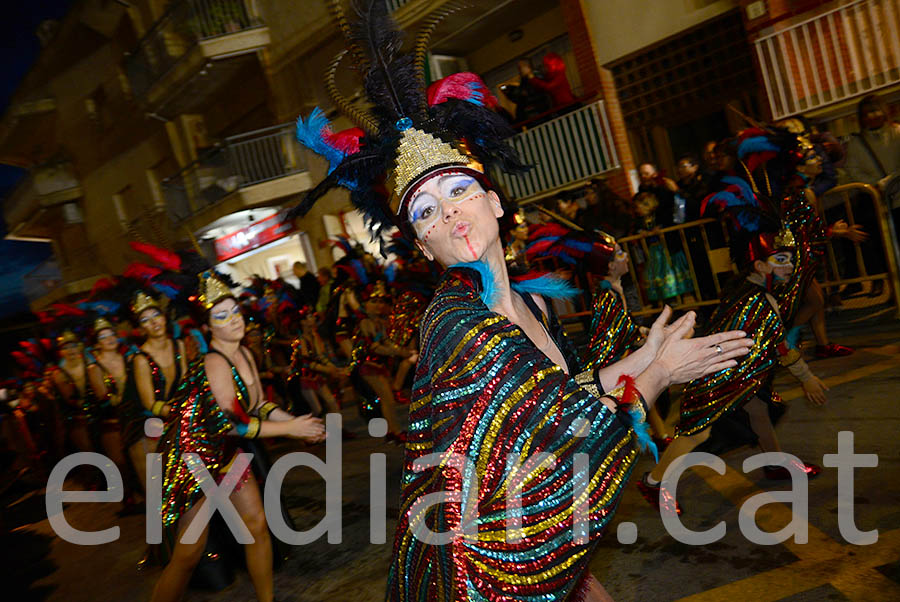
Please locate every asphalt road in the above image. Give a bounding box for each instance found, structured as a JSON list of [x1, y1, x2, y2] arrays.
[[7, 314, 900, 602]]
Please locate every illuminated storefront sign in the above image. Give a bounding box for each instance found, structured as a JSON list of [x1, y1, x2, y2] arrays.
[[214, 212, 296, 261]]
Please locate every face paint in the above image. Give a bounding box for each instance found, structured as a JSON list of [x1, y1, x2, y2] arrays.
[[464, 235, 478, 260], [767, 252, 794, 282], [211, 303, 242, 325], [408, 173, 480, 229]]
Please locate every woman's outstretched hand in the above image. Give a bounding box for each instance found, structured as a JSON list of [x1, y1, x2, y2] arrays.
[[652, 308, 754, 386], [289, 414, 326, 442]]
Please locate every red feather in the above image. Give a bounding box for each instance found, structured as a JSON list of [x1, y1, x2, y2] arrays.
[[89, 278, 116, 296], [123, 262, 162, 282], [51, 303, 86, 317], [427, 72, 499, 109], [129, 241, 182, 271], [323, 127, 364, 155]]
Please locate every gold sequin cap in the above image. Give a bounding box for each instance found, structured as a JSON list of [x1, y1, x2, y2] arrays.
[[390, 126, 483, 213], [93, 317, 115, 333], [56, 329, 78, 347], [131, 291, 161, 317], [197, 271, 233, 310], [775, 224, 796, 249]]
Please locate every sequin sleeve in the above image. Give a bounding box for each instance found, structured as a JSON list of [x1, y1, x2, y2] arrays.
[[677, 284, 784, 437], [386, 270, 639, 602], [585, 282, 643, 370]]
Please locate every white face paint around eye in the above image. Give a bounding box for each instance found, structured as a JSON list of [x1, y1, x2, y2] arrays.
[[407, 173, 480, 226]]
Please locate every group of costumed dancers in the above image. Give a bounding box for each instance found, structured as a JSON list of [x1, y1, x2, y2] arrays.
[[4, 2, 857, 601]]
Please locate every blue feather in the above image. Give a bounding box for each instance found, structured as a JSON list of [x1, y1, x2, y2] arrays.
[[172, 322, 182, 339], [350, 259, 369, 285], [189, 328, 208, 355], [79, 300, 121, 315], [737, 136, 779, 160], [385, 263, 397, 283], [721, 176, 756, 207], [152, 283, 179, 300], [295, 107, 346, 173], [511, 274, 580, 300], [785, 325, 803, 349], [451, 260, 498, 306], [629, 407, 659, 462]]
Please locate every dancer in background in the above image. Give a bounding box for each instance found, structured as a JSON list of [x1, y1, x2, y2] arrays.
[[151, 271, 324, 602]]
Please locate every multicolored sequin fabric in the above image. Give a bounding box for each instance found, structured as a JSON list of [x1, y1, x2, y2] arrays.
[[387, 289, 428, 348], [676, 279, 784, 437], [585, 281, 643, 371], [778, 191, 826, 324], [157, 357, 255, 528], [386, 267, 639, 602]]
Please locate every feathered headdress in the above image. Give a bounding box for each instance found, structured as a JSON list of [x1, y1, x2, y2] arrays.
[[525, 223, 616, 275], [701, 176, 794, 267], [288, 0, 526, 245]]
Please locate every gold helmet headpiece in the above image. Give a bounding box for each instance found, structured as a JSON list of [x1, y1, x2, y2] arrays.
[[131, 291, 161, 317], [56, 329, 79, 347], [197, 271, 234, 310]]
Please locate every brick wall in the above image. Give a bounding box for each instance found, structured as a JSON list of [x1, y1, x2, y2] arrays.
[[560, 0, 636, 197]]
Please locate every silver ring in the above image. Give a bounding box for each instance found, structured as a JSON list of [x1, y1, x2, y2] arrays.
[[715, 344, 723, 355]]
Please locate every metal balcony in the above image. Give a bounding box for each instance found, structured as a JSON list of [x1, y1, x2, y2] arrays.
[[162, 122, 311, 231], [491, 100, 621, 202], [123, 0, 269, 117], [754, 0, 900, 119]]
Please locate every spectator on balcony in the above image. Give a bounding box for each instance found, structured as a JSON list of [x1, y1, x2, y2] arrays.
[[520, 52, 575, 109], [499, 59, 553, 124]]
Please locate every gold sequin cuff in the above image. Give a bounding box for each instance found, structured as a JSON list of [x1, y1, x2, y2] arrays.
[[151, 401, 167, 417], [778, 347, 802, 367], [257, 402, 279, 421], [574, 367, 604, 400]]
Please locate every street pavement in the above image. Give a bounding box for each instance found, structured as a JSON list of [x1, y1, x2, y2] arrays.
[[7, 312, 900, 602]]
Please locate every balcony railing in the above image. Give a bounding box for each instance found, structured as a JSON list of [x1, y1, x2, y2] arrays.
[[754, 0, 900, 119], [124, 0, 264, 100], [162, 123, 308, 221], [491, 100, 620, 202]]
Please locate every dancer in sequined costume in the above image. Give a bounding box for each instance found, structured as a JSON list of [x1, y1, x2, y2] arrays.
[[638, 169, 828, 516], [288, 4, 752, 598], [86, 315, 141, 511], [48, 329, 96, 458], [150, 271, 324, 602]]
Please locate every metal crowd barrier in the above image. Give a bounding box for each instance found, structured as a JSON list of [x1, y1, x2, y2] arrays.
[[535, 182, 900, 326]]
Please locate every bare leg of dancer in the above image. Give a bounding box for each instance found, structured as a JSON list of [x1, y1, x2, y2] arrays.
[[150, 502, 209, 602], [230, 473, 274, 602], [744, 396, 782, 453]]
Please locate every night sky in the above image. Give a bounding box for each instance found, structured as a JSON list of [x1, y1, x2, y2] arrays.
[[0, 0, 75, 317]]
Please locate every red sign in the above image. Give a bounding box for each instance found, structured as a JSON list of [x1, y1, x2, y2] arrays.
[[214, 212, 296, 261]]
